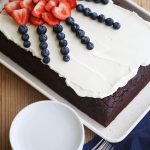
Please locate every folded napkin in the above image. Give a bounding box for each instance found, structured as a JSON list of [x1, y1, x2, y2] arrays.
[[84, 111, 150, 150]]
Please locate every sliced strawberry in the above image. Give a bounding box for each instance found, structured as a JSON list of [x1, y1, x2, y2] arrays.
[[33, 0, 40, 3], [32, 0, 46, 18], [45, 0, 59, 12], [30, 15, 45, 25], [52, 1, 71, 20], [42, 12, 60, 26], [9, 0, 22, 2], [65, 0, 76, 8], [11, 8, 29, 25], [20, 0, 35, 11], [4, 1, 21, 15]]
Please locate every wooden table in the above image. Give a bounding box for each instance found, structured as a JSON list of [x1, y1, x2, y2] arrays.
[[0, 1, 150, 149]]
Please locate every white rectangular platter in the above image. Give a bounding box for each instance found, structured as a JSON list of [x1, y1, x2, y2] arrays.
[[0, 0, 150, 143]]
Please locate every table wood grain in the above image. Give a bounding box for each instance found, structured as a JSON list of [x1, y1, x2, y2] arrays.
[[0, 1, 150, 149]]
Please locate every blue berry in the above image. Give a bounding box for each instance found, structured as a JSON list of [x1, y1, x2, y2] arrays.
[[113, 22, 121, 30], [59, 40, 68, 47], [90, 12, 98, 20], [76, 29, 85, 38], [37, 26, 47, 34], [66, 17, 75, 25], [60, 47, 70, 55], [71, 23, 80, 32], [39, 34, 47, 42], [23, 41, 31, 48], [97, 14, 105, 23], [63, 55, 70, 62], [22, 34, 29, 41], [53, 24, 63, 33], [76, 4, 84, 12], [43, 56, 50, 64], [41, 49, 49, 57], [56, 32, 65, 40], [105, 18, 114, 26], [81, 36, 90, 44], [18, 26, 28, 34], [39, 42, 48, 50], [94, 0, 101, 3], [83, 8, 92, 16], [101, 0, 109, 4], [87, 42, 94, 50]]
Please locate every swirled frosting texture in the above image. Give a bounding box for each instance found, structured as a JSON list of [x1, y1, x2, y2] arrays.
[[0, 1, 150, 98]]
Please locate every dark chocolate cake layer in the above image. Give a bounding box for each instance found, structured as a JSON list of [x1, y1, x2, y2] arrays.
[[1, 31, 150, 127]]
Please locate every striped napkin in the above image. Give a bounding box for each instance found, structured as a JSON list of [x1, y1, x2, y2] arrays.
[[83, 111, 150, 150]]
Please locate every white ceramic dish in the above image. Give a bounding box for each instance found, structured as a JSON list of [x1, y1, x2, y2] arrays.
[[1, 0, 150, 143], [9, 101, 84, 150]]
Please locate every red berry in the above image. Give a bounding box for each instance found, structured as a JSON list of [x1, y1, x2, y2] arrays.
[[30, 15, 45, 25], [20, 0, 35, 11], [45, 0, 59, 12]]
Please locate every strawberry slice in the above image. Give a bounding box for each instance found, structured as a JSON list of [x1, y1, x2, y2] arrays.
[[9, 0, 22, 2], [11, 8, 29, 25], [32, 0, 46, 18], [65, 0, 76, 8], [45, 0, 59, 12], [52, 1, 71, 20], [20, 0, 35, 11], [30, 15, 45, 25], [4, 1, 21, 15], [33, 0, 40, 3], [42, 12, 60, 26]]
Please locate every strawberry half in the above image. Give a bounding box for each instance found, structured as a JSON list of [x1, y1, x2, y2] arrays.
[[4, 1, 21, 15], [52, 1, 71, 20], [33, 0, 40, 3], [42, 12, 60, 26], [30, 15, 45, 25], [11, 8, 29, 25], [65, 0, 76, 8], [32, 0, 46, 18], [20, 0, 35, 11], [45, 0, 59, 12]]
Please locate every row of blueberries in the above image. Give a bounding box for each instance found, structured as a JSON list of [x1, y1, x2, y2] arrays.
[[37, 26, 50, 64], [76, 4, 121, 30], [53, 24, 70, 62], [18, 26, 31, 48], [65, 17, 94, 50], [85, 0, 109, 4]]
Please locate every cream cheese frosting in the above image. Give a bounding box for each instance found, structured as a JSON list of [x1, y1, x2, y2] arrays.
[[0, 1, 150, 98]]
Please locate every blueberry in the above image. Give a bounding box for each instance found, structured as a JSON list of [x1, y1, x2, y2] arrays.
[[22, 34, 29, 41], [41, 49, 49, 57], [60, 47, 70, 55], [113, 22, 121, 30], [105, 18, 114, 26], [63, 55, 70, 62], [94, 0, 101, 3], [83, 8, 92, 16], [56, 32, 65, 40], [39, 34, 47, 42], [76, 29, 85, 38], [90, 12, 98, 20], [53, 24, 63, 33], [71, 23, 80, 32], [43, 56, 50, 64], [59, 40, 68, 47], [23, 41, 31, 48], [87, 42, 94, 50], [18, 26, 28, 34], [37, 26, 47, 34], [76, 4, 84, 12], [39, 42, 48, 50], [101, 0, 109, 4], [81, 36, 90, 44], [66, 17, 75, 25], [97, 14, 105, 23]]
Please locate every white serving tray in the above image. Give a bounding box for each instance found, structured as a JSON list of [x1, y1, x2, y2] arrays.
[[0, 0, 150, 143]]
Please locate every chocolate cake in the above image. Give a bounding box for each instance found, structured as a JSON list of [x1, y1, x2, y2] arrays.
[[0, 0, 150, 126]]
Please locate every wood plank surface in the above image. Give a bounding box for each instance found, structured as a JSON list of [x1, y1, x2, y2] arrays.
[[0, 0, 150, 149]]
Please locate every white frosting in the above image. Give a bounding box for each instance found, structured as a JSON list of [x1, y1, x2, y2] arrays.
[[0, 1, 150, 98]]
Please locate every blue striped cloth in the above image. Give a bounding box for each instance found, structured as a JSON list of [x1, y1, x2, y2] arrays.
[[83, 111, 150, 150]]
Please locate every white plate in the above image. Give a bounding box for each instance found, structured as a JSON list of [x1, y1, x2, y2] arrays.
[[1, 0, 150, 143]]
